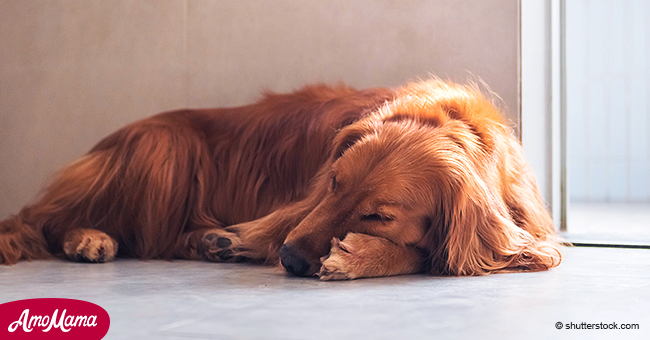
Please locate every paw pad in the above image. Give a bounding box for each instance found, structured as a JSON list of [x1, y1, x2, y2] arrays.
[[199, 232, 246, 262]]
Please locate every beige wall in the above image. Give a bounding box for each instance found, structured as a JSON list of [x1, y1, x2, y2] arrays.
[[0, 0, 519, 219]]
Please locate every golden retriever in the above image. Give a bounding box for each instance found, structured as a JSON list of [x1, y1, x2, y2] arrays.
[[0, 80, 561, 280]]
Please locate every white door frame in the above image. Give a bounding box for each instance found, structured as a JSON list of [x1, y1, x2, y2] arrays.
[[520, 0, 567, 231]]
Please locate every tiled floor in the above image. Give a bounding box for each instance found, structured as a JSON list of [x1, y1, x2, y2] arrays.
[[1, 247, 649, 340]]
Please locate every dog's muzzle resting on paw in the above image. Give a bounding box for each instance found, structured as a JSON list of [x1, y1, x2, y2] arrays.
[[0, 80, 561, 280], [279, 244, 311, 277]]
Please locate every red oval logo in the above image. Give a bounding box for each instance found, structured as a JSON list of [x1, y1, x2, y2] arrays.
[[0, 298, 110, 339]]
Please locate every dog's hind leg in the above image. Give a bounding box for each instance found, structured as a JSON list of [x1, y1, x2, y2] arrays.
[[172, 228, 246, 262], [63, 228, 118, 263]]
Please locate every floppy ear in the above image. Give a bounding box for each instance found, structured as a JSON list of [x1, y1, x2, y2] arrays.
[[331, 121, 374, 159], [423, 135, 561, 276]]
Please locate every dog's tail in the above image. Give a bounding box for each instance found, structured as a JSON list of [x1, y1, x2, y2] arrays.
[[0, 211, 51, 265]]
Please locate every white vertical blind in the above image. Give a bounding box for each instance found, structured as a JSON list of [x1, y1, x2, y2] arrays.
[[566, 0, 650, 202]]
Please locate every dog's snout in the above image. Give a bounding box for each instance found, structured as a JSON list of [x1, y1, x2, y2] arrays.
[[280, 244, 311, 277]]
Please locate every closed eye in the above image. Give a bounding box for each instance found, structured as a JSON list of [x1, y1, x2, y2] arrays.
[[362, 214, 394, 222]]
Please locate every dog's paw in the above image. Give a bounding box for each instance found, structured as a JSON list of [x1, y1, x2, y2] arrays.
[[318, 234, 366, 281], [199, 229, 246, 262], [63, 229, 118, 263]]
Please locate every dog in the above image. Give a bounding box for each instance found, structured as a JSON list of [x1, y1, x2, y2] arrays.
[[0, 80, 561, 280]]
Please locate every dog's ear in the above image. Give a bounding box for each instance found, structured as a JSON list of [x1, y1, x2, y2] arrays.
[[420, 134, 560, 276], [331, 122, 372, 159]]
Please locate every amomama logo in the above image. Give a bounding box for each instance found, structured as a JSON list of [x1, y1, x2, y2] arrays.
[[0, 298, 110, 339]]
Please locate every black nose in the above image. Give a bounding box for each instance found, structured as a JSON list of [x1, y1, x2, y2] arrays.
[[280, 244, 310, 277]]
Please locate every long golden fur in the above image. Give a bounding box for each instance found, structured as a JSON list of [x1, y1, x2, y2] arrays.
[[0, 80, 561, 280]]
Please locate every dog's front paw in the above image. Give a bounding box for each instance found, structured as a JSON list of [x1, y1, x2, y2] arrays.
[[318, 235, 364, 281], [63, 229, 118, 263], [199, 229, 246, 262]]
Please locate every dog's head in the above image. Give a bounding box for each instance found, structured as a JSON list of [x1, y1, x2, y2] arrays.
[[279, 81, 557, 277]]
